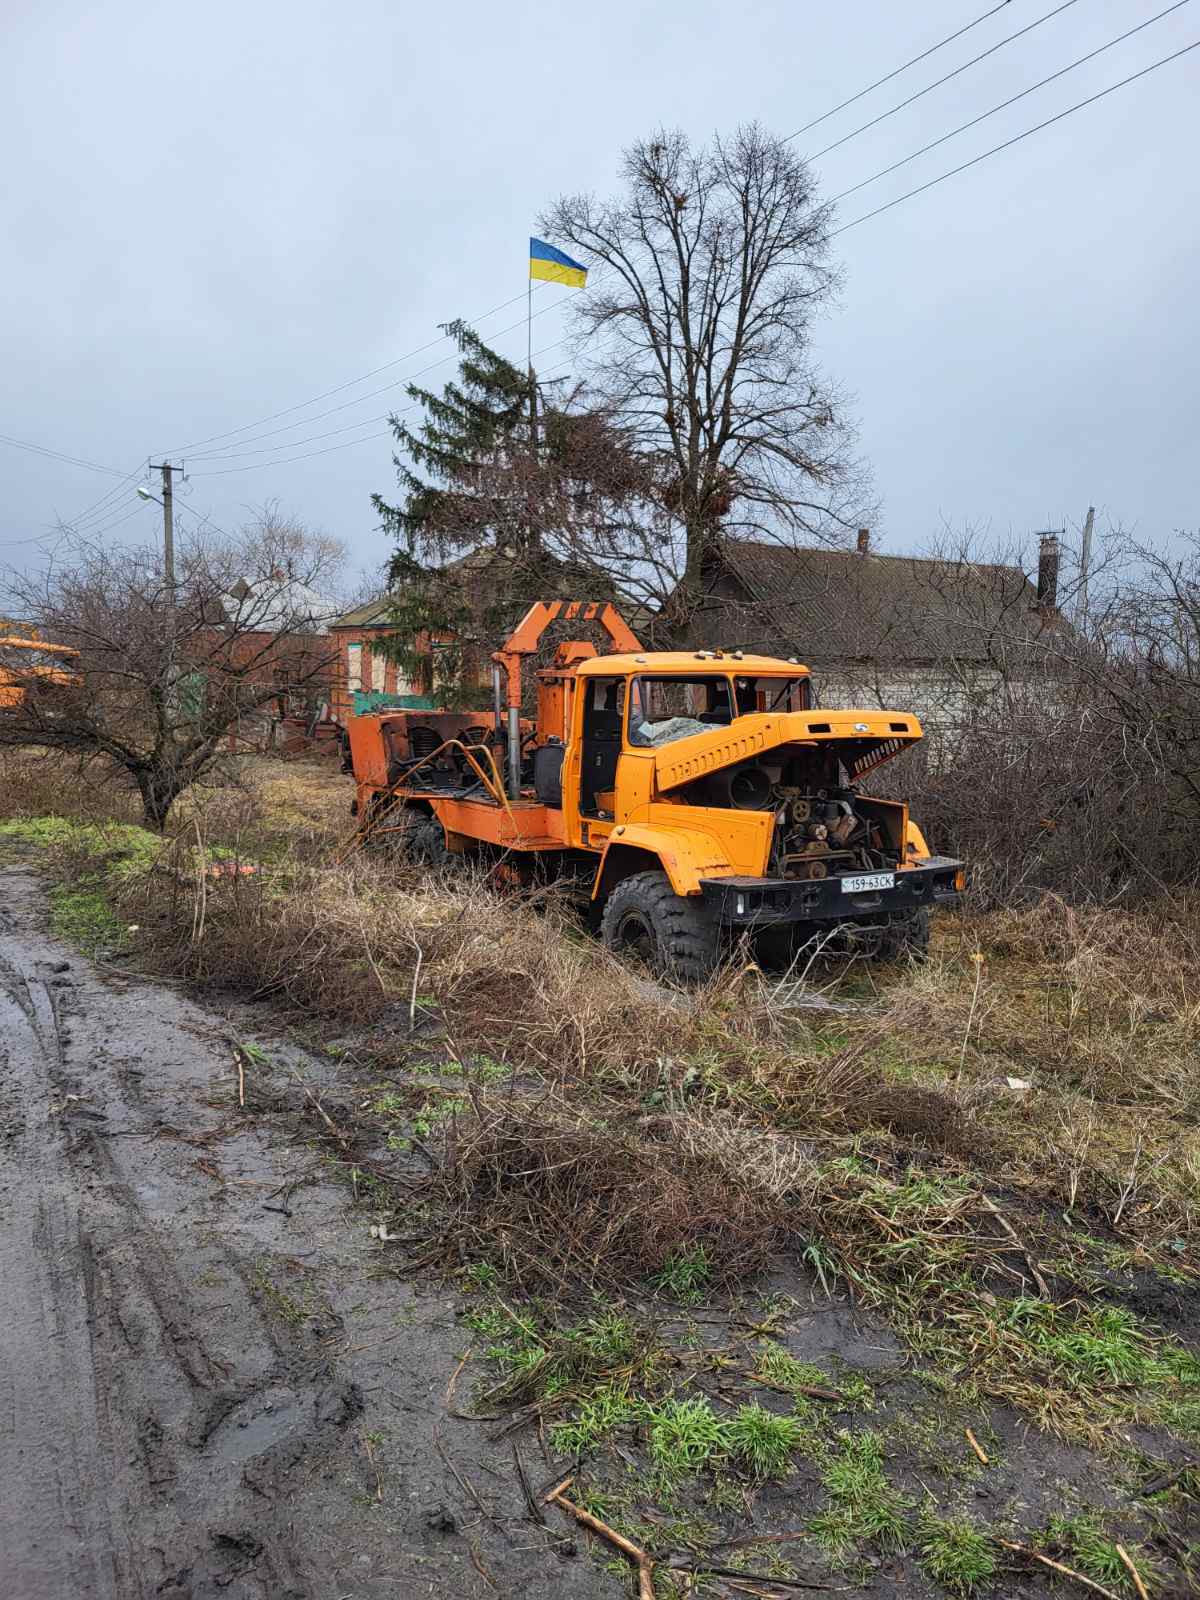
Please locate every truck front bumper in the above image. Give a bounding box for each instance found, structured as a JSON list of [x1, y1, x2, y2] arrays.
[[700, 857, 963, 928]]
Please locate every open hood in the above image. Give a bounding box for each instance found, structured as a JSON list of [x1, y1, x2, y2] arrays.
[[652, 709, 923, 795]]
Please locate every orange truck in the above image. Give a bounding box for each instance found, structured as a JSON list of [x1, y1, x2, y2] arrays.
[[0, 633, 81, 710], [343, 600, 963, 977]]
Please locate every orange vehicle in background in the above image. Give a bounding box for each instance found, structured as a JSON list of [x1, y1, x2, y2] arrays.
[[0, 633, 81, 710], [343, 600, 963, 977]]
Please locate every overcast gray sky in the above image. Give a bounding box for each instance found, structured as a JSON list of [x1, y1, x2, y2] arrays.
[[2, 0, 1196, 588]]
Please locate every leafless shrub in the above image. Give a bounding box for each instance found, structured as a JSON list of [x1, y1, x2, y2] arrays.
[[1, 510, 346, 829]]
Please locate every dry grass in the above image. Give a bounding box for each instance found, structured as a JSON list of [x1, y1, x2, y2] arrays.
[[6, 751, 1200, 1452], [0, 747, 140, 823]]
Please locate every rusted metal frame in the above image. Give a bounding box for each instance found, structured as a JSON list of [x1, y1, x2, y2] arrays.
[[388, 737, 517, 822]]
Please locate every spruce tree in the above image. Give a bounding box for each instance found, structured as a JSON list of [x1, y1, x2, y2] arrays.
[[371, 320, 535, 705]]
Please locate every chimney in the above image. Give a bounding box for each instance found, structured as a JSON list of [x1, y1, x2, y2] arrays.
[[856, 528, 871, 555], [1036, 531, 1061, 613]]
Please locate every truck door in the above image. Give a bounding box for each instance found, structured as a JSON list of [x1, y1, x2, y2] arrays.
[[579, 676, 625, 818]]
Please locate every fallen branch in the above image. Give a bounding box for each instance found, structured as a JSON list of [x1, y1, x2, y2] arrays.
[[433, 1432, 510, 1543], [549, 1488, 654, 1600], [511, 1441, 544, 1525], [747, 1371, 842, 1403], [979, 1194, 1050, 1297], [1115, 1545, 1150, 1600], [965, 1427, 989, 1465], [668, 1559, 844, 1591], [995, 1540, 1120, 1599], [541, 1473, 573, 1503]]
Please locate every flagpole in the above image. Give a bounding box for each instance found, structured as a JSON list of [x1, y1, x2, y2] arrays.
[[527, 248, 536, 457]]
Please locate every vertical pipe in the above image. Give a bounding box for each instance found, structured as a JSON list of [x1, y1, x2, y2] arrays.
[[492, 664, 503, 740], [507, 704, 522, 799]]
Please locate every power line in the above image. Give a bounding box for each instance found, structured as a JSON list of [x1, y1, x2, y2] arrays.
[[158, 285, 548, 459], [831, 35, 1200, 236], [189, 36, 1200, 480], [809, 0, 1082, 160], [187, 357, 576, 476], [786, 0, 1015, 140], [56, 462, 150, 535], [829, 0, 1191, 204], [182, 295, 566, 463], [162, 5, 1021, 469], [61, 500, 155, 544], [0, 431, 129, 478]]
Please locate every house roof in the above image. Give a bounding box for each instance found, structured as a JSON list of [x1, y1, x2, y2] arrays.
[[331, 595, 397, 629], [697, 540, 1058, 667]]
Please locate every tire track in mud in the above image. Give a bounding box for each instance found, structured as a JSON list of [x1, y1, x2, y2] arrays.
[[0, 874, 361, 1600], [0, 937, 123, 1600]]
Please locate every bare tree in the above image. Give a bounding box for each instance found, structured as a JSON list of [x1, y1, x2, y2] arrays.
[[541, 123, 873, 620], [0, 509, 345, 829]]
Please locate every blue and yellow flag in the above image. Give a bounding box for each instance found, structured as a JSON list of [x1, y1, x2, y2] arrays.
[[529, 237, 588, 288]]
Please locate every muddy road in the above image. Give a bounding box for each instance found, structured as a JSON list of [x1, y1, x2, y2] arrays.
[[0, 868, 610, 1600]]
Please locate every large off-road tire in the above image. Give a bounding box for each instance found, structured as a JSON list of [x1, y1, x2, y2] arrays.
[[874, 908, 930, 963], [406, 814, 453, 867], [600, 870, 719, 983]]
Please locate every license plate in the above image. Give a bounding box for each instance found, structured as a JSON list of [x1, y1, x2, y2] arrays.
[[841, 872, 894, 894]]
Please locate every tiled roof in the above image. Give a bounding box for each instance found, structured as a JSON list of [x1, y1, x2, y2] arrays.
[[697, 540, 1059, 666]]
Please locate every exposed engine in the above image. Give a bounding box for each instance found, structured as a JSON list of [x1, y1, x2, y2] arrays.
[[684, 754, 903, 881]]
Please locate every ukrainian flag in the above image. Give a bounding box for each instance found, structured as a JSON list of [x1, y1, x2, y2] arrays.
[[529, 237, 588, 289]]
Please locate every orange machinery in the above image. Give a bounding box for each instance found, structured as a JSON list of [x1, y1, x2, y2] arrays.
[[0, 633, 81, 710], [343, 600, 963, 976]]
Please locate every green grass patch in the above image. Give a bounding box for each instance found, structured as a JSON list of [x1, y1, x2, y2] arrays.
[[646, 1396, 728, 1477], [752, 1339, 833, 1401], [1044, 1511, 1156, 1593], [0, 816, 160, 878], [48, 885, 123, 955], [811, 1430, 909, 1556], [651, 1245, 712, 1304], [726, 1402, 804, 1479], [918, 1514, 996, 1593]]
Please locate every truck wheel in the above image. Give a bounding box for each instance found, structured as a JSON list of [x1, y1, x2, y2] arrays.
[[875, 908, 930, 962], [600, 870, 719, 982], [407, 815, 452, 867]]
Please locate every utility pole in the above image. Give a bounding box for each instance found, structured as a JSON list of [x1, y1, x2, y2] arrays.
[[147, 461, 176, 595], [147, 462, 178, 670]]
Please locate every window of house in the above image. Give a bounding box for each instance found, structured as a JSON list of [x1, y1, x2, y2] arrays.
[[347, 642, 362, 693], [371, 646, 387, 692]]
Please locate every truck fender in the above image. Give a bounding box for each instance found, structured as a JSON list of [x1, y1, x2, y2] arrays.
[[591, 824, 734, 901], [904, 819, 931, 861]]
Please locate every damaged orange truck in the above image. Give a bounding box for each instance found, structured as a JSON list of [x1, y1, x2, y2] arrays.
[[343, 601, 963, 978], [0, 633, 81, 710]]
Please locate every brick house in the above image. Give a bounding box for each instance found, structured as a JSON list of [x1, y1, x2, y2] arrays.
[[328, 596, 444, 720], [205, 576, 341, 745]]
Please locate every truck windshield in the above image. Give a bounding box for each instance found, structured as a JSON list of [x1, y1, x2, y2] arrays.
[[628, 676, 731, 747], [734, 676, 810, 713], [628, 674, 811, 747]]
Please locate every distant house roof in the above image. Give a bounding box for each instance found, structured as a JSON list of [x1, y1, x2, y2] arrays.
[[332, 595, 396, 629], [692, 539, 1060, 668]]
